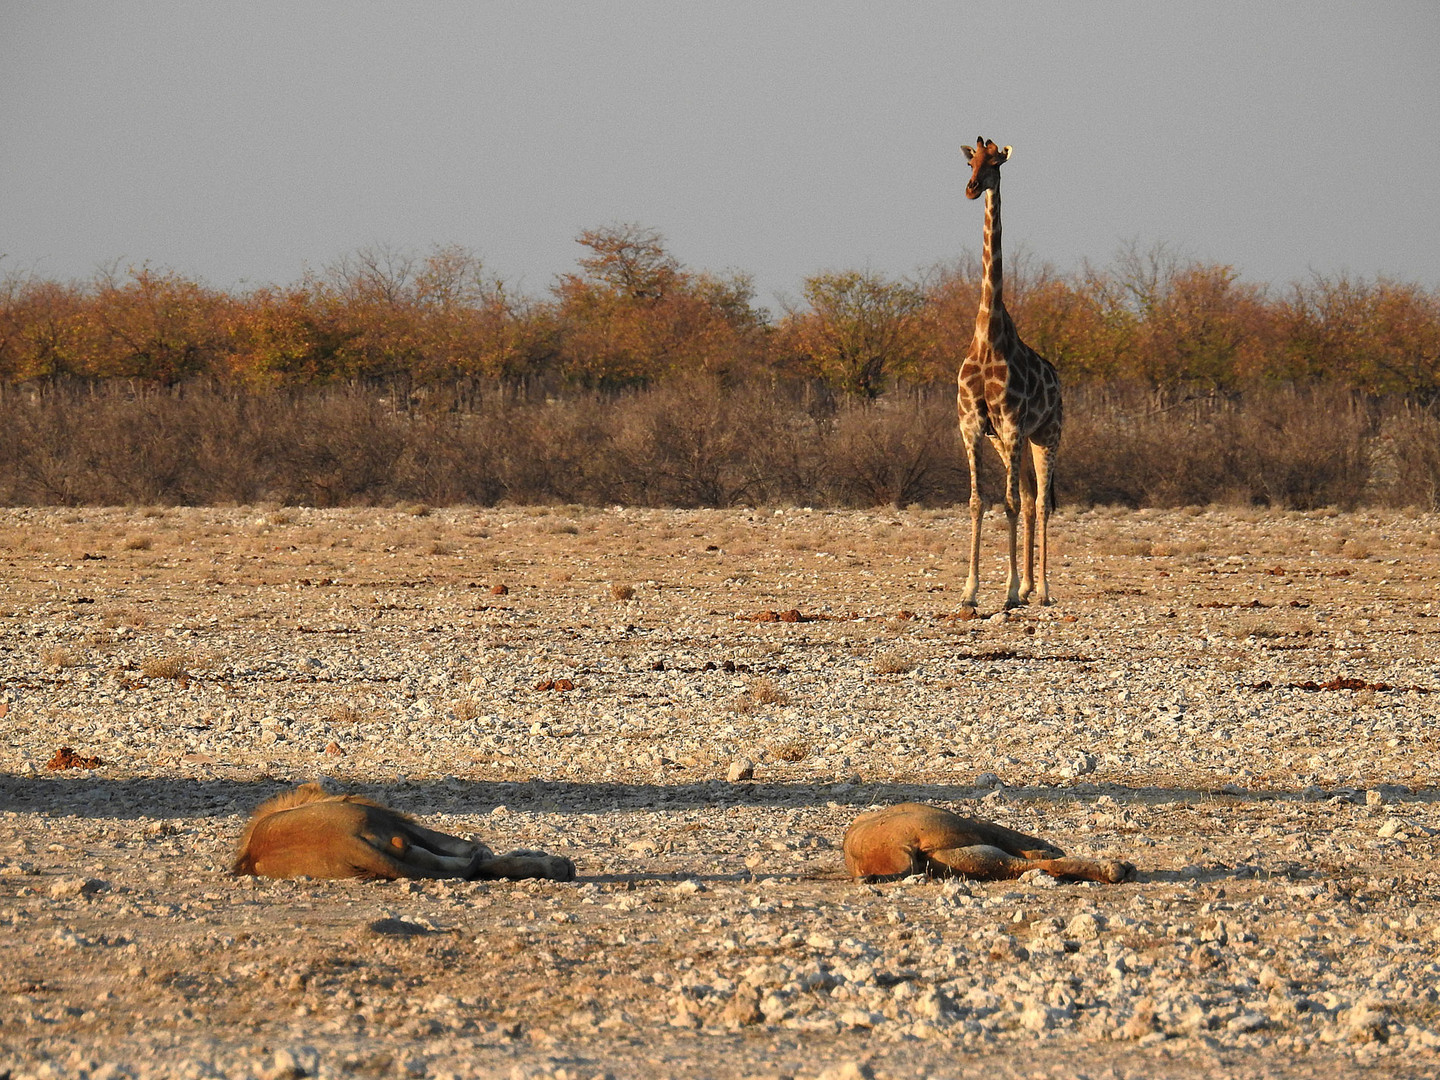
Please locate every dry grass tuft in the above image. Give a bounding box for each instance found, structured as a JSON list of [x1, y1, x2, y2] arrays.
[[609, 583, 636, 601], [103, 609, 150, 629], [770, 739, 809, 763], [321, 702, 370, 725], [123, 536, 154, 551], [450, 698, 481, 723], [1110, 540, 1155, 557], [1152, 540, 1210, 557], [733, 676, 791, 713], [40, 645, 77, 670], [141, 654, 186, 680], [873, 649, 918, 676]]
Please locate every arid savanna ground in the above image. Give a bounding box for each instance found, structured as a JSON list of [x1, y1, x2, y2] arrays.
[[1, 503, 1438, 1079]]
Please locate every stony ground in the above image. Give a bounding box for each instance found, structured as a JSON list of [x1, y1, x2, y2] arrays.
[[1, 503, 1438, 1080]]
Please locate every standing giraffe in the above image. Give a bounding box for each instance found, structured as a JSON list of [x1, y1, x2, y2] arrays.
[[957, 137, 1063, 609]]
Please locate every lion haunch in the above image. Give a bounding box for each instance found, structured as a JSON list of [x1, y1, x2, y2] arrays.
[[843, 802, 1134, 884], [232, 783, 575, 882]]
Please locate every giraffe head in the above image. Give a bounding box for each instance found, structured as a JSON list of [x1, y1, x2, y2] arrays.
[[961, 137, 1011, 200]]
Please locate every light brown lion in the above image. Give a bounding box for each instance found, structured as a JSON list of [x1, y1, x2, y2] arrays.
[[231, 783, 575, 882], [843, 802, 1134, 884]]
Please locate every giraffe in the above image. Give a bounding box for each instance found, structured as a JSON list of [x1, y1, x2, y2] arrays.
[[956, 137, 1063, 610]]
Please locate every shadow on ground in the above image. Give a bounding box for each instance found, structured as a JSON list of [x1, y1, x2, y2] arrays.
[[4, 771, 1434, 821]]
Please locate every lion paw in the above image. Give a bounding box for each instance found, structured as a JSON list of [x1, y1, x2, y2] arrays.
[[502, 850, 576, 882]]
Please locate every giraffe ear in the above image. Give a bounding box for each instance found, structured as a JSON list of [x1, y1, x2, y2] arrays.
[[961, 145, 976, 163]]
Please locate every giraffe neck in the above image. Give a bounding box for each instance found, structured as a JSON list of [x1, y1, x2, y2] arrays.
[[975, 186, 1005, 345]]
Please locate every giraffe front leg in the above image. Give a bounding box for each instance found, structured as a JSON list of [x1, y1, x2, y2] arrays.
[[960, 433, 983, 608], [1002, 445, 1023, 609]]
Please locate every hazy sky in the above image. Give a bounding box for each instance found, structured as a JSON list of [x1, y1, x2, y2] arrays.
[[3, 2, 1437, 308]]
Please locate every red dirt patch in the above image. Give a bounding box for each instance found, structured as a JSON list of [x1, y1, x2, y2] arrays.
[[46, 746, 104, 770], [746, 609, 810, 623]]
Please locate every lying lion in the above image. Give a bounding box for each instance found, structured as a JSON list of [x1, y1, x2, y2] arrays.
[[844, 802, 1134, 884], [232, 782, 575, 882]]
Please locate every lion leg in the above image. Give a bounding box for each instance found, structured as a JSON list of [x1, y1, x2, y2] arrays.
[[472, 850, 576, 882], [1032, 856, 1136, 884], [396, 820, 488, 858], [357, 830, 487, 879], [923, 844, 1038, 880], [954, 818, 1067, 860]]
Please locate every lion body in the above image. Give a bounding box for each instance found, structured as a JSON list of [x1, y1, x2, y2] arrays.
[[843, 802, 1134, 884], [231, 783, 574, 882]]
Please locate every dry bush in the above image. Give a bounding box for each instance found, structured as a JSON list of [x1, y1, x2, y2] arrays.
[[40, 645, 76, 670], [873, 649, 918, 675], [1152, 540, 1209, 556], [770, 739, 809, 762], [609, 583, 636, 601], [731, 676, 791, 714], [450, 698, 481, 723], [1110, 540, 1155, 557], [596, 376, 781, 507], [123, 535, 153, 551], [1374, 407, 1440, 511], [0, 378, 1434, 511], [747, 677, 790, 706], [140, 654, 186, 680], [829, 391, 963, 508], [1341, 538, 1371, 559], [321, 702, 370, 725]]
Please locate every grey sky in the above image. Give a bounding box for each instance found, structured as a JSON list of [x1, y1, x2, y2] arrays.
[[3, 2, 1437, 309]]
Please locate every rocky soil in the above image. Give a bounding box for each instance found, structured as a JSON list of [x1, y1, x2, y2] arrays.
[[1, 503, 1438, 1080]]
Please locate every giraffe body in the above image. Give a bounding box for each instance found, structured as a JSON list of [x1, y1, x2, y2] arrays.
[[957, 138, 1063, 609]]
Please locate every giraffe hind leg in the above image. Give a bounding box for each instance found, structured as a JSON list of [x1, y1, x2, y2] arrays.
[[1017, 458, 1037, 602], [1031, 441, 1056, 605]]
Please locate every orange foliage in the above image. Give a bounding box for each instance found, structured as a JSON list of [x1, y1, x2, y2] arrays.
[[780, 270, 927, 396], [0, 235, 1436, 398], [553, 225, 765, 386]]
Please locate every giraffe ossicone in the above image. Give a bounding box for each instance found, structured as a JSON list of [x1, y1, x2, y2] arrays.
[[956, 137, 1063, 610]]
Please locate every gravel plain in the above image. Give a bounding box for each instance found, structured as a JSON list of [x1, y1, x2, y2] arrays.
[[1, 502, 1438, 1080]]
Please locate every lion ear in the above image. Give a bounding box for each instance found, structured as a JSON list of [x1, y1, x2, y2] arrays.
[[999, 145, 1012, 161], [961, 144, 976, 162]]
